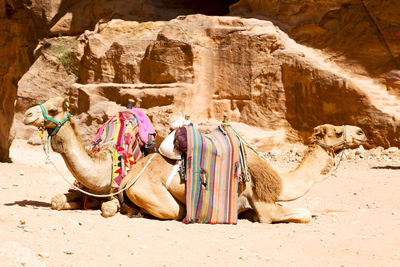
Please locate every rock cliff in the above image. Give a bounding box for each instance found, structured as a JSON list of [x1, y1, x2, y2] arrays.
[[0, 0, 49, 161], [230, 0, 400, 94]]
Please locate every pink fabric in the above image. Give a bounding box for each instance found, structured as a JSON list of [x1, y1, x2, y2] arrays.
[[130, 108, 156, 144], [92, 123, 107, 144]]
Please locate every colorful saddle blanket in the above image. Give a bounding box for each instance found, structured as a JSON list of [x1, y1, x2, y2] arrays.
[[182, 124, 247, 224], [91, 109, 156, 193]]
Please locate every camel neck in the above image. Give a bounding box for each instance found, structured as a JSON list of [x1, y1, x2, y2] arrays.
[[291, 145, 334, 177], [50, 121, 112, 192], [277, 145, 334, 201]]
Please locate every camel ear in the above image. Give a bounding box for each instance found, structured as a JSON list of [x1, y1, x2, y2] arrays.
[[62, 98, 70, 111], [315, 125, 327, 136], [334, 126, 343, 136], [310, 125, 326, 142], [62, 98, 77, 114]]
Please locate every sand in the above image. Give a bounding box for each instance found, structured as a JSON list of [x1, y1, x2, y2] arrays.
[[1, 139, 399, 267]]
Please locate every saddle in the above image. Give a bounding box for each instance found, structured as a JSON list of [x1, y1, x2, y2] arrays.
[[174, 124, 248, 224], [91, 109, 156, 193]]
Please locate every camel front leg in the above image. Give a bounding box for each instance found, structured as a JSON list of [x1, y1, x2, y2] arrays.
[[51, 190, 82, 210], [101, 198, 120, 218], [252, 200, 311, 223], [270, 204, 311, 223]]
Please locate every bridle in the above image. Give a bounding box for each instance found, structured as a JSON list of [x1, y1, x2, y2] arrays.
[[37, 102, 73, 158], [314, 125, 348, 154], [38, 103, 73, 137], [314, 125, 348, 177]]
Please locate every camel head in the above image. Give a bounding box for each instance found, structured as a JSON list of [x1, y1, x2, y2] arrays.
[[23, 97, 72, 134], [310, 124, 366, 152]]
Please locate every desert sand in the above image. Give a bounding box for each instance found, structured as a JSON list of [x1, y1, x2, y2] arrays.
[[1, 139, 399, 267]]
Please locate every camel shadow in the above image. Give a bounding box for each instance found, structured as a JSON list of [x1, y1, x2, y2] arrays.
[[4, 200, 51, 208], [371, 165, 400, 170]]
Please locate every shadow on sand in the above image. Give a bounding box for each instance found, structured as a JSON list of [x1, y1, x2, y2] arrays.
[[3, 200, 51, 208], [371, 165, 400, 170]]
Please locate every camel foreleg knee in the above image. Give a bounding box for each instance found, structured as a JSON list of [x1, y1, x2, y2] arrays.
[[101, 198, 120, 218], [51, 191, 83, 210], [51, 194, 67, 210]]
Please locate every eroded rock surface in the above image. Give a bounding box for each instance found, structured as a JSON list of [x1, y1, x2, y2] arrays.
[[230, 0, 400, 95], [0, 0, 49, 161], [16, 15, 400, 149]]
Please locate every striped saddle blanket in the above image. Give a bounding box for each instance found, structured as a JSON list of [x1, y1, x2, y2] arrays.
[[182, 124, 247, 224], [91, 109, 156, 193]]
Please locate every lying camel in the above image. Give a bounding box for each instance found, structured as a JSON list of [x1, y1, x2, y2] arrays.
[[24, 97, 367, 223], [24, 97, 124, 217], [119, 123, 366, 223]]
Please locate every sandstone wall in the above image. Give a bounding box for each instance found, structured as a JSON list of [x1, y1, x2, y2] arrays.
[[16, 15, 400, 150], [230, 0, 400, 95], [0, 0, 48, 161]]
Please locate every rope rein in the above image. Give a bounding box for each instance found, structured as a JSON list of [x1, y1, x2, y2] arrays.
[[44, 150, 156, 198], [224, 123, 348, 177], [329, 149, 346, 177], [221, 122, 268, 161]]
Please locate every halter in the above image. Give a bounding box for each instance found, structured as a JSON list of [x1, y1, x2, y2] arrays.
[[313, 125, 348, 177], [37, 102, 73, 159], [38, 103, 72, 136], [314, 125, 347, 153]]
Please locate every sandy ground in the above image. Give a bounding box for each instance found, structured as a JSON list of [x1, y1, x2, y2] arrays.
[[1, 139, 400, 267]]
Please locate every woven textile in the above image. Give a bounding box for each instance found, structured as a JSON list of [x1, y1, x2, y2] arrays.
[[130, 108, 156, 146], [183, 124, 247, 224], [91, 110, 151, 193]]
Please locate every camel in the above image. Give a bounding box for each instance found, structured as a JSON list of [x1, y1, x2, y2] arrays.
[[24, 97, 121, 217], [24, 97, 367, 223], [118, 123, 366, 223]]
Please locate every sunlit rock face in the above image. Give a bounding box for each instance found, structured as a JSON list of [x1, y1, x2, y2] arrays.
[[0, 0, 48, 161], [230, 0, 400, 95], [16, 15, 400, 149]]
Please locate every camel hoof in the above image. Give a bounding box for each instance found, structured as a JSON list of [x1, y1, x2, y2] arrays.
[[51, 194, 67, 210], [101, 201, 118, 218]]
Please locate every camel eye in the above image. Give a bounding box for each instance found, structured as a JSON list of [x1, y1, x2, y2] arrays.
[[336, 131, 343, 137], [48, 109, 57, 116]]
